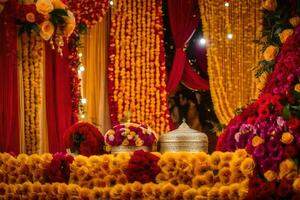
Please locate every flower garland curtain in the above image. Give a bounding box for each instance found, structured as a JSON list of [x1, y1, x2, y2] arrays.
[[198, 0, 263, 125], [0, 0, 19, 153], [108, 0, 170, 134], [166, 0, 209, 93], [45, 43, 73, 153], [82, 15, 111, 133]]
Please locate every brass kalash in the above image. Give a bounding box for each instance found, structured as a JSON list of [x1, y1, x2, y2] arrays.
[[159, 119, 208, 153]]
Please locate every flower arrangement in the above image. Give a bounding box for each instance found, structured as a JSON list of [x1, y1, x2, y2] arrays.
[[104, 122, 158, 148], [125, 150, 160, 183], [108, 0, 170, 134], [67, 0, 108, 28], [63, 122, 105, 157], [16, 0, 76, 55], [45, 152, 74, 183]]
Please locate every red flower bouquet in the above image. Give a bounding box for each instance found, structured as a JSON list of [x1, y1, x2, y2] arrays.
[[45, 152, 74, 183], [104, 122, 158, 147], [63, 122, 105, 156], [125, 150, 161, 183]]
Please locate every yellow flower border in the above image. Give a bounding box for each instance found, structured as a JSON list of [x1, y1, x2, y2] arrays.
[[198, 0, 263, 125], [21, 32, 43, 154]]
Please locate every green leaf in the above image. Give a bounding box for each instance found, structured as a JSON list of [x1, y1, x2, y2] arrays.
[[283, 105, 291, 120]]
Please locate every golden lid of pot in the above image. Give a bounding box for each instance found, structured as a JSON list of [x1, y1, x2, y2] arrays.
[[159, 121, 208, 153]]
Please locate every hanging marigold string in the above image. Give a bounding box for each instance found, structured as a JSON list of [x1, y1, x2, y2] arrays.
[[198, 0, 263, 125], [108, 0, 170, 134], [21, 32, 43, 154]]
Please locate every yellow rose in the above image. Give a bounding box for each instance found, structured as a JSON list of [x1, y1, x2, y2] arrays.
[[36, 0, 54, 15], [293, 178, 300, 192], [262, 0, 277, 11], [264, 170, 277, 181], [279, 29, 294, 44], [295, 83, 300, 92], [252, 136, 264, 147], [240, 157, 255, 177], [281, 132, 294, 144], [51, 0, 66, 9], [263, 45, 279, 61], [63, 11, 76, 38], [279, 159, 297, 179], [26, 12, 36, 23], [289, 16, 300, 27], [39, 20, 54, 40], [122, 139, 129, 146]]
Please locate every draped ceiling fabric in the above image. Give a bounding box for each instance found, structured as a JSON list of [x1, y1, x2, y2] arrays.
[[198, 0, 263, 125], [0, 0, 19, 153], [167, 0, 209, 93], [82, 15, 111, 133]]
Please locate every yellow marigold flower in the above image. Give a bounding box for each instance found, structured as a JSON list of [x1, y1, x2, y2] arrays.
[[0, 183, 7, 195], [219, 186, 231, 199], [79, 187, 91, 199], [263, 45, 279, 61], [73, 155, 88, 167], [207, 187, 219, 199], [67, 184, 80, 197], [262, 0, 277, 11], [17, 154, 28, 162], [155, 173, 169, 183], [210, 151, 222, 170], [93, 178, 106, 188], [234, 149, 248, 159], [279, 29, 294, 44], [135, 137, 144, 146], [229, 183, 240, 199], [252, 136, 264, 147], [57, 183, 67, 196], [143, 182, 156, 197], [290, 16, 300, 27], [192, 175, 207, 188], [183, 188, 198, 200], [293, 178, 300, 192], [110, 184, 123, 199], [219, 167, 231, 185], [279, 159, 297, 180], [76, 166, 89, 179], [117, 174, 128, 185], [161, 183, 175, 199], [174, 184, 190, 199], [221, 152, 233, 162], [194, 160, 211, 175], [240, 157, 255, 177], [197, 186, 210, 198], [281, 132, 294, 144], [104, 175, 117, 187], [92, 187, 104, 199], [264, 170, 277, 181], [17, 175, 29, 184]]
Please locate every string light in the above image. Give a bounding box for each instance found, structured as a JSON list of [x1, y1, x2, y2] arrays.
[[227, 33, 233, 40], [81, 98, 87, 104], [225, 2, 229, 7], [78, 52, 83, 57], [109, 0, 114, 6], [80, 114, 85, 119], [199, 37, 207, 46]]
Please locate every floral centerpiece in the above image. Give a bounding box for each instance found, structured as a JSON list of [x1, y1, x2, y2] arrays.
[[105, 122, 158, 152], [63, 122, 105, 157], [15, 0, 76, 55]]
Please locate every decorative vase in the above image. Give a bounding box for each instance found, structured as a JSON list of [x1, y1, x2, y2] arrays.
[[110, 145, 151, 154]]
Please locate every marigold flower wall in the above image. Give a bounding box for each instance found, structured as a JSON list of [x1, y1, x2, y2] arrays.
[[108, 0, 170, 134]]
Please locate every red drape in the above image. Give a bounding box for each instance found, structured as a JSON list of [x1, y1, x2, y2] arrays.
[[0, 0, 20, 153], [167, 0, 209, 92], [46, 43, 73, 153]]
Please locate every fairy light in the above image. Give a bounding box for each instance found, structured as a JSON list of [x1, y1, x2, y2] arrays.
[[81, 98, 87, 105], [225, 2, 229, 7], [227, 33, 233, 40], [199, 37, 207, 46], [109, 0, 114, 6]]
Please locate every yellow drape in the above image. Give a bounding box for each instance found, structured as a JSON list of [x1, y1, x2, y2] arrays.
[[82, 15, 111, 133], [198, 0, 264, 125]]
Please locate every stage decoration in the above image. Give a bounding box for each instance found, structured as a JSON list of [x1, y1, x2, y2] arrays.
[[45, 152, 74, 183], [0, 0, 7, 14], [108, 0, 170, 134], [198, 0, 263, 125], [67, 0, 109, 28], [16, 0, 76, 55], [21, 32, 44, 154], [255, 0, 300, 78], [104, 122, 157, 153], [63, 122, 105, 157], [159, 120, 208, 153], [125, 150, 161, 183]]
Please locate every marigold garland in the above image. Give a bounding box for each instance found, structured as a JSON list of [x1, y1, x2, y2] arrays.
[[198, 0, 263, 125], [108, 0, 170, 134], [21, 32, 43, 154]]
